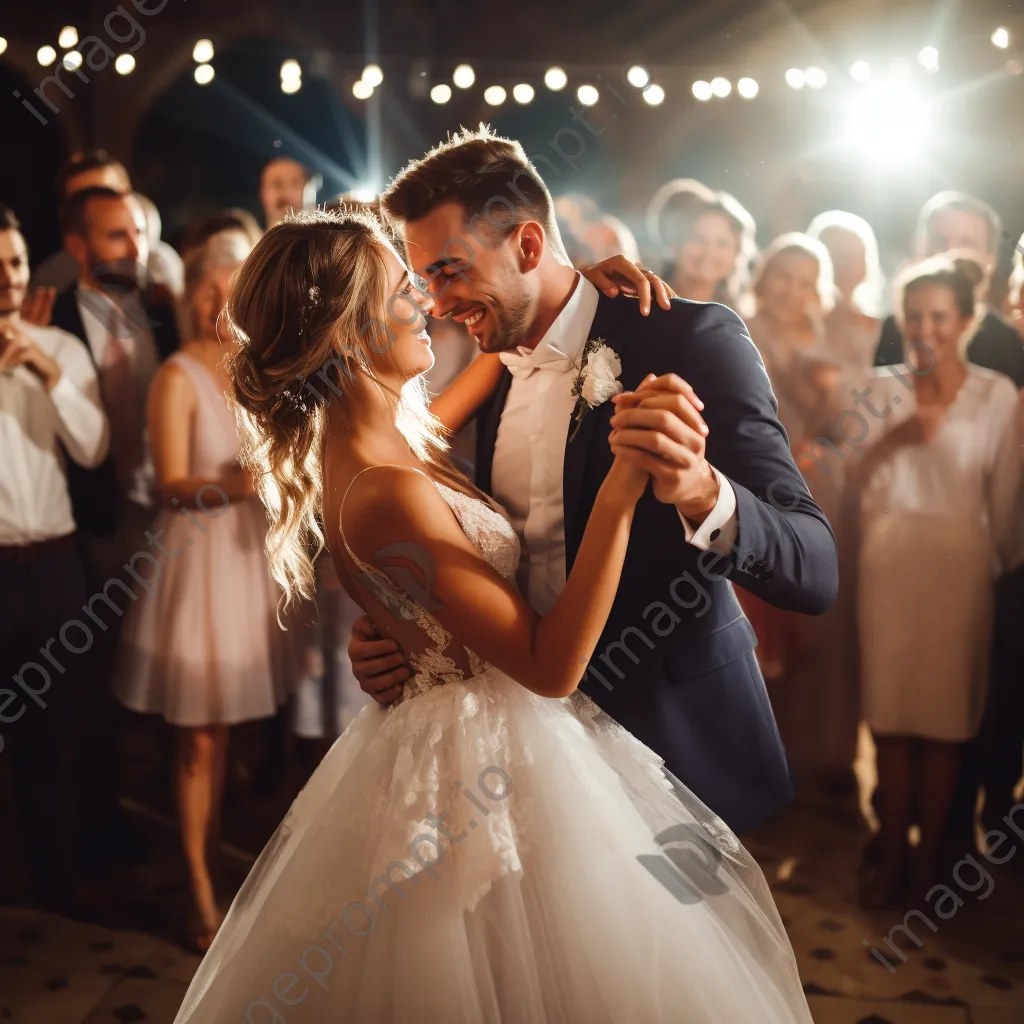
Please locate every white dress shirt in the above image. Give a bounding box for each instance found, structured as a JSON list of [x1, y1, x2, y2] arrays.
[[76, 284, 160, 507], [490, 274, 737, 615], [0, 322, 110, 545]]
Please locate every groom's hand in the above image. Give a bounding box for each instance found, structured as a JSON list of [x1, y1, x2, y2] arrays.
[[349, 614, 411, 705], [609, 374, 720, 523]]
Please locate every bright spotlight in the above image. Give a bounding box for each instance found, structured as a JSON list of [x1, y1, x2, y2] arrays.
[[430, 83, 452, 104], [642, 83, 665, 105], [992, 27, 1010, 49], [577, 84, 599, 106], [352, 78, 373, 99], [917, 46, 939, 72], [362, 64, 383, 88], [626, 64, 649, 88], [850, 60, 871, 82], [281, 77, 301, 94], [544, 66, 568, 91], [194, 63, 215, 85], [350, 188, 377, 203], [513, 83, 534, 104], [785, 67, 806, 89], [692, 80, 713, 101], [844, 84, 929, 165], [484, 85, 507, 105], [805, 66, 827, 89], [62, 51, 83, 71], [281, 59, 301, 81], [58, 26, 78, 50], [114, 53, 135, 75], [192, 39, 214, 64], [453, 64, 475, 88], [710, 76, 731, 97], [738, 77, 759, 99], [37, 46, 57, 67], [0, 38, 7, 56]]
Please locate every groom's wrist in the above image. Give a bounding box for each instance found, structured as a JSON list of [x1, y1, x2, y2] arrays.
[[675, 462, 720, 525]]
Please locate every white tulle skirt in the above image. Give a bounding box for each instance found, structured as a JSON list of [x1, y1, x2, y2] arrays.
[[174, 670, 812, 1023]]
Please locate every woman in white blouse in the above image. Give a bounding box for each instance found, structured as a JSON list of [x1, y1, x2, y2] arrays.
[[851, 256, 1024, 907]]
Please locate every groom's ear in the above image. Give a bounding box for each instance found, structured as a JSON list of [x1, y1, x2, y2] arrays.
[[517, 221, 544, 273]]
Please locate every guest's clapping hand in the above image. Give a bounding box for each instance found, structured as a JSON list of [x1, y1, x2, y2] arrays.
[[0, 321, 61, 389], [20, 286, 56, 326]]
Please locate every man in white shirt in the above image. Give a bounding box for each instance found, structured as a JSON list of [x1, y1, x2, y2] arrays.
[[0, 208, 110, 908], [351, 128, 838, 834]]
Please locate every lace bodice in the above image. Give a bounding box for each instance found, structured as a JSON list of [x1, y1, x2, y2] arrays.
[[340, 467, 522, 704]]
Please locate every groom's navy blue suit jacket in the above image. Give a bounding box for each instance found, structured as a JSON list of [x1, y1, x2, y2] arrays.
[[476, 294, 839, 833]]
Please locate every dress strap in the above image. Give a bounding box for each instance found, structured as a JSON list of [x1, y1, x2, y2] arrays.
[[338, 464, 435, 570]]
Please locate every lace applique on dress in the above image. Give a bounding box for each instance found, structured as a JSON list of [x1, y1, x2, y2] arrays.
[[340, 469, 521, 705]]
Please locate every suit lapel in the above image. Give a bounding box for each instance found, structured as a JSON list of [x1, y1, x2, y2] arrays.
[[475, 366, 513, 495], [561, 294, 633, 567]]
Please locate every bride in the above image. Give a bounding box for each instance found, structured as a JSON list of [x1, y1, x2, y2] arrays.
[[173, 209, 813, 1023]]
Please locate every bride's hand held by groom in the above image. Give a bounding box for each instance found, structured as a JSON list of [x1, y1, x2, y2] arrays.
[[609, 373, 720, 524]]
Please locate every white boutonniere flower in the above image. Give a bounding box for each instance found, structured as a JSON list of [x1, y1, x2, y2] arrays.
[[569, 338, 623, 442]]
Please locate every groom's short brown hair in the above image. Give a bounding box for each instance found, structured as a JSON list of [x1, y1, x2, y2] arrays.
[[383, 125, 563, 250]]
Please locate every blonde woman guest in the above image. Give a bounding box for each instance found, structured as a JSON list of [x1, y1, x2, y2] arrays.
[[114, 233, 300, 950], [739, 234, 840, 690], [850, 257, 1024, 907], [646, 178, 757, 312], [808, 210, 884, 376]]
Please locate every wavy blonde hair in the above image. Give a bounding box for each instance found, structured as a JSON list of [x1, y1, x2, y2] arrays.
[[224, 208, 473, 609]]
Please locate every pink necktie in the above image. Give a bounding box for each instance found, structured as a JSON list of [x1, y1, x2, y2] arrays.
[[99, 324, 144, 490]]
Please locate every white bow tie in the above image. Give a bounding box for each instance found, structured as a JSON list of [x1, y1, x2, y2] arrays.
[[499, 345, 575, 380]]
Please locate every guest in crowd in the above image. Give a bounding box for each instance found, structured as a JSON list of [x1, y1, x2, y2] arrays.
[[646, 177, 756, 312], [258, 156, 320, 228], [554, 194, 640, 267], [874, 191, 1024, 386], [742, 234, 847, 787], [851, 257, 1024, 907], [808, 210, 884, 375], [179, 208, 263, 258], [49, 186, 180, 870], [134, 192, 184, 298], [1006, 231, 1024, 340], [0, 207, 109, 908], [28, 150, 132, 298], [114, 233, 299, 950]]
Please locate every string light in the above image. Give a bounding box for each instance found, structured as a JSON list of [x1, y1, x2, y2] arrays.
[[626, 64, 649, 88], [576, 84, 599, 106], [805, 66, 827, 89], [194, 64, 214, 85], [362, 64, 383, 88], [711, 76, 731, 97], [453, 64, 475, 88], [544, 66, 568, 91], [692, 80, 713, 101], [431, 83, 452, 103], [785, 68, 806, 89], [738, 77, 759, 99], [513, 83, 535, 104], [992, 27, 1010, 50], [115, 53, 135, 75], [37, 46, 57, 67], [484, 85, 507, 105], [58, 26, 78, 49], [642, 83, 665, 105], [62, 51, 83, 71], [918, 46, 939, 72], [850, 60, 871, 82], [193, 39, 214, 63], [352, 78, 373, 99]]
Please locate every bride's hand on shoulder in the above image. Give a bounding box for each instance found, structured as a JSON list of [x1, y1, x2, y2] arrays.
[[580, 256, 675, 316]]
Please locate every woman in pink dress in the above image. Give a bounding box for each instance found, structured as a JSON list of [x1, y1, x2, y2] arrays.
[[115, 233, 299, 949]]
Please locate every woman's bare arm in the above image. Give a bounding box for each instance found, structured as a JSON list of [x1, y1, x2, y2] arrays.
[[429, 353, 505, 435], [148, 361, 256, 508], [342, 458, 647, 699]]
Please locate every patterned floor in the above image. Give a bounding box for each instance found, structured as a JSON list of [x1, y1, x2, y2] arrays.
[[2, 735, 1023, 1022]]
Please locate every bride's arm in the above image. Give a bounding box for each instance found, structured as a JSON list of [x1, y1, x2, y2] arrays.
[[429, 353, 505, 434], [343, 457, 647, 699]]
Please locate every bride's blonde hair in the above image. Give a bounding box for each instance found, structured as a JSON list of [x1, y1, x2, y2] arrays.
[[225, 208, 474, 608]]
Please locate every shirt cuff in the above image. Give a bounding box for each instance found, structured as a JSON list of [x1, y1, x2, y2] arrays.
[[677, 466, 738, 554]]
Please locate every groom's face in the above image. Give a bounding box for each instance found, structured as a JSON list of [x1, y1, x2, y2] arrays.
[[405, 201, 532, 354]]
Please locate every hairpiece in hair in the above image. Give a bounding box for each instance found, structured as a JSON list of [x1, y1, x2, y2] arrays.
[[297, 284, 322, 337], [280, 384, 310, 415]]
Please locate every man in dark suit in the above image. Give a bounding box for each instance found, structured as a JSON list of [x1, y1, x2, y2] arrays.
[[346, 129, 838, 835], [48, 185, 179, 874], [874, 190, 1024, 861]]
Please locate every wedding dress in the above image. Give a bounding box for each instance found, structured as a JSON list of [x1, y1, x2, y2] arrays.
[[174, 470, 813, 1023]]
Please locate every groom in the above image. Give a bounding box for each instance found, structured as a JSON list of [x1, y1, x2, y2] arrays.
[[350, 127, 838, 833]]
